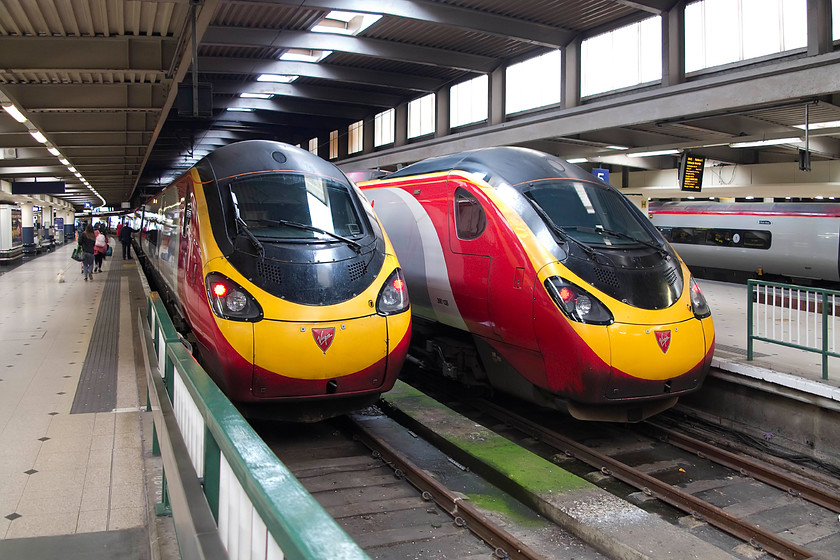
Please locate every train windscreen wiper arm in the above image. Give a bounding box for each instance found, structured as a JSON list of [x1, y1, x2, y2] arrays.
[[235, 216, 265, 258], [254, 218, 362, 253], [570, 225, 669, 258], [523, 195, 598, 260]]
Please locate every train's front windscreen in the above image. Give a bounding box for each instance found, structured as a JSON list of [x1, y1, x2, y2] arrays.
[[229, 173, 364, 240], [524, 180, 657, 247]]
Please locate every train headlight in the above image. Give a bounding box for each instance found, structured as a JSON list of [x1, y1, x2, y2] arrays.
[[689, 277, 711, 319], [377, 268, 410, 316], [205, 272, 263, 322], [545, 277, 613, 325]]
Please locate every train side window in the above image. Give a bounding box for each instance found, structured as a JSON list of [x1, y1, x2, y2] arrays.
[[182, 199, 192, 236], [743, 230, 771, 249], [454, 187, 486, 240]]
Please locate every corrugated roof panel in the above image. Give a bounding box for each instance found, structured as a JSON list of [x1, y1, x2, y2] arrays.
[[213, 1, 323, 30], [0, 0, 190, 37], [200, 44, 280, 60], [365, 16, 538, 59], [383, 0, 640, 34], [323, 52, 469, 83]]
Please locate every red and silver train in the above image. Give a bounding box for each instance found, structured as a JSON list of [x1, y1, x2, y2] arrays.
[[137, 140, 411, 421], [649, 200, 840, 284], [360, 147, 715, 422]]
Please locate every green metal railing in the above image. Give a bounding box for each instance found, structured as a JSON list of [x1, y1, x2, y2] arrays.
[[141, 292, 371, 560], [747, 279, 840, 380]]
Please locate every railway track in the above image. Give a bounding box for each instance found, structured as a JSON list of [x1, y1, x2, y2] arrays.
[[254, 412, 605, 560], [460, 396, 840, 560]]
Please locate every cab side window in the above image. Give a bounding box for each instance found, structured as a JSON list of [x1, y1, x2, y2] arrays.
[[454, 187, 486, 240]]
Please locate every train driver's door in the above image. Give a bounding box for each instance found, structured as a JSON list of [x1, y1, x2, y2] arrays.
[[447, 176, 493, 338]]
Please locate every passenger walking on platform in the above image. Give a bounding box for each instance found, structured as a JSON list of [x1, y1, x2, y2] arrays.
[[93, 228, 108, 272], [119, 223, 134, 259], [79, 225, 96, 281]]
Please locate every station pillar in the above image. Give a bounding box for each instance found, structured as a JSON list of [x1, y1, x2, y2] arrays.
[[21, 202, 34, 246]]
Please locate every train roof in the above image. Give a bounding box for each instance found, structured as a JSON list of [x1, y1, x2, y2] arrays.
[[649, 200, 840, 217], [200, 140, 351, 185], [387, 146, 599, 188]]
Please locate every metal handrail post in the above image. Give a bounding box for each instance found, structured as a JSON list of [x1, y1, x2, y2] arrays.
[[747, 280, 755, 361], [822, 291, 829, 379]]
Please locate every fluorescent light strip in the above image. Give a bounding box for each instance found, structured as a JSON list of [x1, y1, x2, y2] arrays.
[[30, 130, 47, 143], [566, 158, 588, 163], [257, 74, 298, 83], [794, 120, 840, 130], [626, 149, 680, 158], [3, 104, 27, 123], [729, 137, 801, 148]]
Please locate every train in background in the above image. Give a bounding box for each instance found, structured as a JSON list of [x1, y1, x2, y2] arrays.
[[360, 147, 715, 422], [137, 140, 411, 421], [649, 201, 840, 284]]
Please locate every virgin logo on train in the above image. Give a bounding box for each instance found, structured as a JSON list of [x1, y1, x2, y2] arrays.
[[655, 330, 671, 354], [312, 327, 336, 353]]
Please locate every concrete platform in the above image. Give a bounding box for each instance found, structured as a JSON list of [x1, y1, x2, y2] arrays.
[[0, 243, 171, 558]]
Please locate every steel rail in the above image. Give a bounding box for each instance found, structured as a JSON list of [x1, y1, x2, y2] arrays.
[[644, 421, 840, 514], [471, 400, 820, 560], [347, 416, 544, 560]]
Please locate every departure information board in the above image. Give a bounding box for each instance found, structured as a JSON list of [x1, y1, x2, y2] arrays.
[[679, 153, 705, 192]]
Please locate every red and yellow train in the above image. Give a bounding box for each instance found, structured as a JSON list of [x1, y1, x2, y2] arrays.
[[360, 147, 714, 422], [138, 140, 411, 421]]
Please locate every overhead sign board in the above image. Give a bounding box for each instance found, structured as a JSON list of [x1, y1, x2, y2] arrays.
[[11, 181, 65, 195], [679, 153, 705, 192], [592, 168, 610, 184]]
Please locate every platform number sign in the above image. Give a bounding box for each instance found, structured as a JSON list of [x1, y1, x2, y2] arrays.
[[679, 153, 705, 192], [593, 168, 609, 184]]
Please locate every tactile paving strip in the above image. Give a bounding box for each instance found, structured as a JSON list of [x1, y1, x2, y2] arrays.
[[70, 267, 121, 414]]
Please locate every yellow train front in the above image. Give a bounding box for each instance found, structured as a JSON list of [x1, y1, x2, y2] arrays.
[[139, 140, 410, 421], [360, 147, 714, 422]]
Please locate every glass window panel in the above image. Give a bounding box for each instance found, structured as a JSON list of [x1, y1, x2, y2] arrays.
[[450, 75, 488, 128], [685, 0, 806, 73], [581, 16, 661, 97], [308, 137, 318, 155], [408, 94, 435, 138], [835, 0, 840, 40], [506, 50, 562, 114], [348, 120, 363, 154], [374, 108, 394, 147], [329, 130, 338, 159]]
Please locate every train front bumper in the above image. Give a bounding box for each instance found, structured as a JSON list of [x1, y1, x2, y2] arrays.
[[250, 313, 409, 399], [604, 316, 714, 400]]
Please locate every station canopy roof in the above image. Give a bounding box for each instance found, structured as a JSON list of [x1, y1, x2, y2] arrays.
[[0, 0, 838, 210]]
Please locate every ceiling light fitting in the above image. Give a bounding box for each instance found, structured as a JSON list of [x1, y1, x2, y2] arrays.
[[626, 149, 680, 158], [729, 137, 801, 148], [2, 104, 27, 123]]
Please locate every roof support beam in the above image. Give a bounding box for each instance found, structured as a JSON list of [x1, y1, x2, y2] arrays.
[[203, 27, 498, 73], [235, 0, 575, 48], [0, 36, 176, 72], [198, 57, 445, 92], [212, 79, 403, 108]]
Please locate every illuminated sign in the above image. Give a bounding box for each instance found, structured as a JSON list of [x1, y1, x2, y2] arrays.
[[679, 153, 705, 192]]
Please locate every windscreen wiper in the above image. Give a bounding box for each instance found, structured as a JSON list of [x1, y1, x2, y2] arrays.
[[523, 195, 598, 260], [253, 218, 362, 253], [570, 225, 669, 258], [235, 216, 265, 258]]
